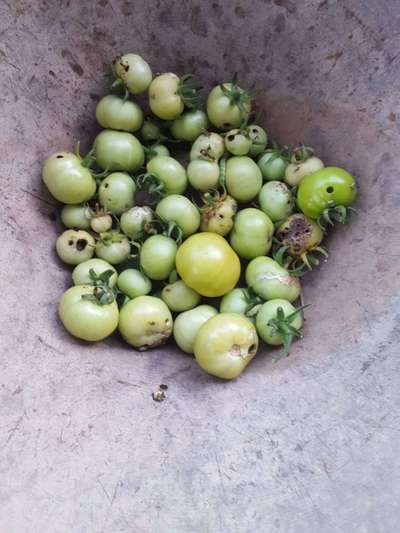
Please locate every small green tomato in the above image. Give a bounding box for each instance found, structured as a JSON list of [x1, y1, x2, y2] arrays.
[[95, 231, 131, 265], [258, 181, 295, 222], [118, 296, 173, 350], [190, 132, 225, 162], [61, 204, 91, 229], [156, 195, 200, 238], [187, 159, 220, 192], [146, 155, 187, 195], [112, 53, 152, 94], [230, 208, 274, 260], [117, 269, 152, 299], [170, 109, 209, 142], [225, 156, 263, 202], [72, 258, 117, 287], [56, 229, 95, 265], [200, 194, 237, 236], [194, 314, 258, 379], [120, 206, 153, 239], [224, 129, 252, 156], [245, 257, 301, 302], [257, 149, 288, 181], [140, 235, 177, 280], [173, 305, 218, 354], [248, 125, 268, 157], [94, 130, 145, 172], [161, 280, 201, 312], [96, 95, 143, 132], [285, 156, 324, 187], [98, 172, 136, 215]]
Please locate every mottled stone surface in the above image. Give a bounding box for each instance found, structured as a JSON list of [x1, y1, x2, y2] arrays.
[[0, 1, 399, 532]]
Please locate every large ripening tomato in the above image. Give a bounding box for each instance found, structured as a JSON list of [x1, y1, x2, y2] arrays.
[[176, 232, 240, 297]]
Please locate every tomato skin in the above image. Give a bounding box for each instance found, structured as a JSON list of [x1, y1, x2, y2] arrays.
[[225, 156, 263, 202], [43, 152, 96, 204], [113, 53, 152, 94], [118, 296, 173, 349], [187, 159, 220, 192], [72, 258, 117, 287], [117, 269, 152, 298], [149, 73, 184, 120], [194, 313, 258, 379], [284, 156, 324, 187], [256, 299, 302, 345], [148, 144, 170, 159], [173, 305, 218, 354], [56, 229, 95, 265], [61, 204, 91, 229], [95, 232, 131, 265], [98, 172, 136, 215], [245, 256, 301, 302], [59, 285, 119, 341], [176, 232, 240, 297], [140, 235, 177, 280], [156, 195, 200, 237], [248, 125, 268, 157], [120, 206, 153, 239], [207, 83, 251, 130], [96, 95, 143, 132], [170, 109, 209, 142], [230, 208, 274, 260], [146, 155, 187, 195], [258, 181, 294, 222], [257, 150, 288, 181], [161, 280, 201, 312], [94, 130, 145, 172], [297, 167, 357, 219]]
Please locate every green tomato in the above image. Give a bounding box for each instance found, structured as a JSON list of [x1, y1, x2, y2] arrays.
[[206, 83, 251, 130], [117, 269, 152, 299], [95, 231, 131, 264], [96, 95, 143, 132], [220, 288, 250, 316], [112, 53, 152, 94], [187, 159, 220, 192], [56, 229, 95, 265], [147, 144, 170, 159], [94, 130, 144, 172], [146, 155, 187, 195], [59, 285, 119, 341], [149, 73, 184, 120], [246, 257, 301, 302], [90, 213, 113, 234], [118, 295, 173, 349], [120, 206, 153, 239], [170, 109, 209, 142], [224, 129, 252, 156], [156, 195, 200, 237], [284, 156, 324, 187], [256, 299, 302, 346], [173, 305, 218, 354], [140, 235, 177, 280], [200, 194, 237, 236], [190, 132, 225, 162], [248, 125, 268, 157], [258, 181, 295, 222], [225, 156, 262, 202], [140, 119, 162, 143], [230, 208, 274, 260], [98, 172, 136, 215], [297, 167, 357, 219], [194, 313, 258, 379], [257, 149, 288, 181], [161, 280, 201, 312], [72, 258, 117, 287], [42, 152, 96, 204], [61, 204, 91, 229]]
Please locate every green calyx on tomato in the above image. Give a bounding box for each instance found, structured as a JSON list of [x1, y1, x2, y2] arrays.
[[274, 213, 328, 274], [296, 167, 357, 226], [256, 301, 309, 361], [80, 268, 118, 305]]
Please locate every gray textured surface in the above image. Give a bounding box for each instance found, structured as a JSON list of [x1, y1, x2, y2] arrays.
[[1, 1, 400, 532]]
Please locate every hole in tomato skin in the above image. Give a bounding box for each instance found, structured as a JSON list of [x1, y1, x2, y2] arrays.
[[326, 186, 334, 193], [223, 122, 231, 128], [76, 239, 87, 251], [56, 155, 63, 159], [104, 183, 109, 188], [249, 343, 256, 353], [227, 135, 235, 141], [68, 240, 73, 246], [219, 214, 224, 219]]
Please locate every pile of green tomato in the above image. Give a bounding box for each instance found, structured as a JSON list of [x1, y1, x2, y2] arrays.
[[43, 53, 357, 380]]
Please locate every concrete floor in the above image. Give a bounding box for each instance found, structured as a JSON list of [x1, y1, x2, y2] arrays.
[[1, 1, 400, 532]]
